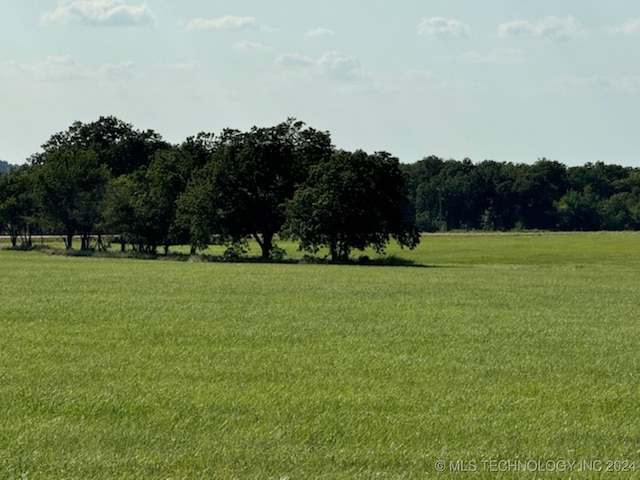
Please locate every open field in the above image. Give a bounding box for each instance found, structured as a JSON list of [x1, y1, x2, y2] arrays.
[[1, 232, 639, 478]]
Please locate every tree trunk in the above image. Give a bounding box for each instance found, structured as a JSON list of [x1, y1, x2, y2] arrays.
[[253, 232, 273, 259], [261, 232, 273, 259], [81, 234, 91, 251], [64, 232, 73, 250], [329, 237, 338, 262]]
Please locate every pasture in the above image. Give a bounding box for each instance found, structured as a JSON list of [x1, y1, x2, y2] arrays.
[[1, 233, 639, 478]]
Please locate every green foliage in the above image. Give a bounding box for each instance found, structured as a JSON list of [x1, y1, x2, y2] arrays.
[[186, 119, 333, 259], [36, 116, 168, 177], [6, 114, 640, 263], [405, 156, 640, 232], [175, 161, 222, 254], [286, 150, 420, 261], [0, 166, 38, 247], [0, 159, 16, 175], [33, 146, 109, 249]]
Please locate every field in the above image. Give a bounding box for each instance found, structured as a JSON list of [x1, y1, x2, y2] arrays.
[[1, 233, 639, 478]]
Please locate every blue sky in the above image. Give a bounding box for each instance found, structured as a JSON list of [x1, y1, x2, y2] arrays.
[[1, 0, 640, 166]]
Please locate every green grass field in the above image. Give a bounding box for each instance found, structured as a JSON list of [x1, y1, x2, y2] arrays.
[[1, 233, 639, 478]]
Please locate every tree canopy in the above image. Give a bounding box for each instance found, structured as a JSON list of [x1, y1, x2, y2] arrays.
[[2, 114, 640, 261], [286, 150, 420, 262]]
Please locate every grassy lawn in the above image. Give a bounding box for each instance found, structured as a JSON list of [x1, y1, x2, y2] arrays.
[[1, 232, 639, 478]]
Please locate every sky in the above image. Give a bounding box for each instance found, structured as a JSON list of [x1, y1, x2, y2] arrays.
[[1, 1, 640, 167]]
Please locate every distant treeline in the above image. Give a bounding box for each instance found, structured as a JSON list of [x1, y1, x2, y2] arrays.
[[402, 157, 640, 232]]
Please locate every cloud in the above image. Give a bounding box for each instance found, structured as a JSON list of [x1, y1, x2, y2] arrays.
[[98, 61, 138, 80], [233, 41, 269, 52], [558, 76, 640, 94], [417, 17, 470, 39], [306, 27, 335, 37], [318, 52, 361, 78], [462, 48, 525, 65], [186, 16, 262, 31], [606, 18, 640, 36], [407, 70, 436, 82], [498, 15, 585, 40], [41, 0, 154, 27], [5, 55, 82, 81], [277, 51, 361, 79], [276, 53, 316, 68], [3, 55, 139, 83], [405, 69, 485, 93]]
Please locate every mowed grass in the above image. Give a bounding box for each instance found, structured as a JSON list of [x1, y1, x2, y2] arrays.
[[1, 233, 639, 478]]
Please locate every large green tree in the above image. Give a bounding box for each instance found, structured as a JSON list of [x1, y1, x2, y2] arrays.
[[35, 116, 168, 177], [201, 120, 332, 258], [34, 146, 109, 249], [286, 150, 420, 262], [0, 166, 39, 247], [100, 148, 195, 254]]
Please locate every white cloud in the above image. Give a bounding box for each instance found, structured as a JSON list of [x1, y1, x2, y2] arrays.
[[276, 53, 316, 68], [407, 70, 436, 82], [462, 48, 525, 65], [606, 18, 640, 36], [3, 55, 139, 83], [5, 55, 82, 81], [558, 76, 640, 94], [233, 41, 269, 52], [186, 16, 262, 31], [306, 27, 335, 37], [318, 52, 361, 78], [417, 17, 470, 39], [498, 15, 585, 40], [41, 0, 154, 27], [98, 61, 138, 80], [277, 51, 361, 79], [154, 61, 197, 72]]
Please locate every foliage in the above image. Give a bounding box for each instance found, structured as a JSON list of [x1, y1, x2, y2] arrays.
[[0, 166, 38, 247], [286, 150, 420, 261], [194, 119, 333, 258], [33, 146, 109, 249], [175, 161, 222, 254], [34, 115, 169, 177], [404, 157, 640, 232], [0, 159, 16, 175], [5, 114, 640, 261]]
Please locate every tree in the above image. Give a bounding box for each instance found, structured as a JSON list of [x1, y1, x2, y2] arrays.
[[34, 146, 109, 249], [513, 158, 568, 229], [0, 167, 39, 247], [34, 116, 168, 177], [210, 120, 332, 259], [175, 161, 222, 255], [99, 174, 141, 252], [555, 188, 602, 231], [285, 150, 420, 262], [0, 160, 16, 175], [139, 148, 195, 254]]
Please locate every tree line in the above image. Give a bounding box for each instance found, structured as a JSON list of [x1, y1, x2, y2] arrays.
[[403, 157, 640, 232], [2, 116, 639, 261], [0, 116, 419, 261]]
